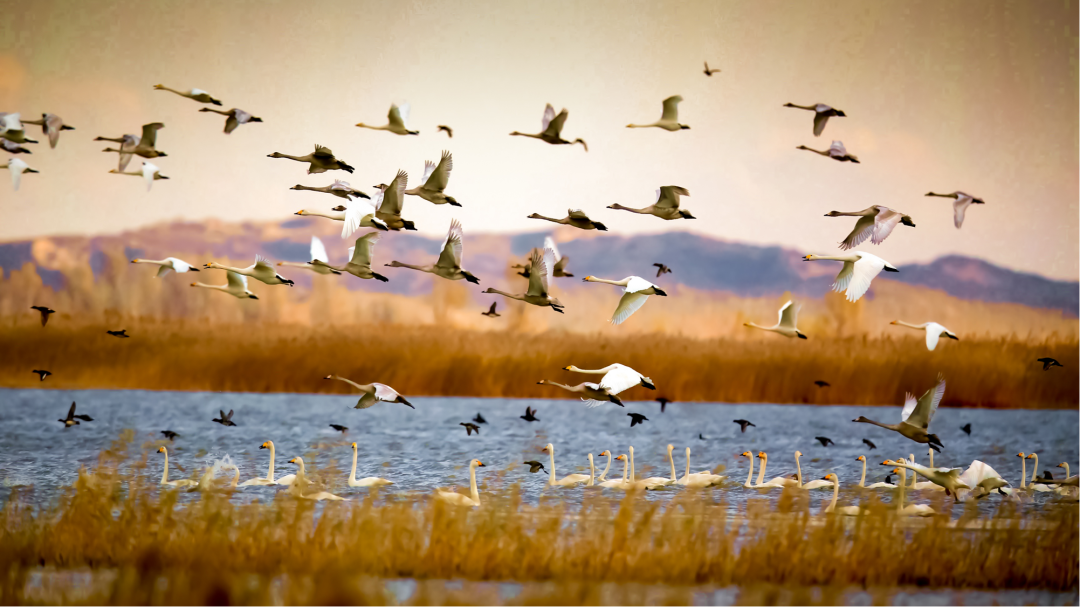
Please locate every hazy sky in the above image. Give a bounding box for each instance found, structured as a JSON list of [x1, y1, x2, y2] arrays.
[[2, 0, 1077, 279]]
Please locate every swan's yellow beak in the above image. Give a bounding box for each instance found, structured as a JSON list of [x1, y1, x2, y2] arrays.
[[1026, 454, 1036, 459], [351, 442, 357, 448], [892, 468, 901, 474], [476, 461, 485, 467], [889, 320, 898, 325], [131, 259, 140, 263], [562, 366, 571, 370], [1017, 453, 1025, 458], [158, 446, 165, 453], [289, 458, 297, 464], [857, 456, 864, 461]]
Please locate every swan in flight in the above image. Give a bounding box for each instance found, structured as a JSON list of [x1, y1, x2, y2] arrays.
[[583, 275, 667, 325], [21, 113, 75, 148], [131, 257, 200, 277], [527, 209, 607, 231], [854, 374, 945, 450], [483, 248, 564, 313], [277, 236, 340, 276], [909, 450, 947, 491], [1, 139, 31, 154], [325, 374, 414, 409], [678, 447, 725, 487], [98, 123, 167, 168], [287, 457, 347, 501], [802, 252, 898, 302], [295, 199, 386, 238], [312, 232, 389, 281], [205, 256, 294, 286], [240, 441, 286, 486], [925, 191, 984, 229], [109, 161, 168, 191], [268, 145, 354, 174], [825, 206, 915, 250], [884, 458, 968, 502], [563, 363, 655, 406], [405, 150, 459, 206], [543, 237, 574, 277], [953, 459, 1009, 498], [153, 84, 222, 105], [599, 454, 630, 489], [0, 112, 37, 144], [887, 466, 936, 515], [890, 321, 958, 351], [607, 186, 695, 220], [796, 141, 859, 163], [356, 102, 418, 135], [3, 157, 39, 191], [385, 219, 479, 283], [537, 379, 623, 406], [821, 474, 866, 515], [190, 270, 258, 299], [541, 443, 591, 486], [371, 170, 417, 231], [348, 442, 392, 487], [157, 447, 197, 487], [291, 179, 370, 200], [198, 107, 262, 134], [435, 459, 485, 506], [510, 104, 587, 150], [627, 95, 689, 131], [783, 103, 846, 136], [755, 452, 797, 488], [629, 445, 675, 490], [744, 300, 806, 339]]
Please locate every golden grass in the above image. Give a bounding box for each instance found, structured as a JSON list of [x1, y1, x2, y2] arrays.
[[1, 318, 1076, 408]]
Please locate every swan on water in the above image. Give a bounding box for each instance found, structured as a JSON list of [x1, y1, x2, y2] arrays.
[[888, 465, 936, 516], [287, 457, 347, 500], [795, 451, 833, 489], [597, 450, 613, 482], [822, 474, 866, 515], [348, 442, 392, 487], [157, 447, 197, 487], [884, 458, 968, 502], [436, 459, 485, 506], [678, 447, 725, 487], [628, 445, 675, 490], [542, 443, 591, 486], [599, 454, 630, 489], [754, 452, 796, 488]]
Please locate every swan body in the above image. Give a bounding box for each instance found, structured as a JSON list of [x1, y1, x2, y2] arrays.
[[287, 457, 347, 500], [527, 209, 607, 231], [825, 206, 914, 250], [311, 232, 388, 281], [854, 374, 945, 450], [131, 257, 199, 277], [348, 442, 392, 487], [543, 237, 573, 277], [1025, 453, 1053, 492], [884, 459, 968, 502], [109, 161, 168, 191], [510, 103, 587, 150], [536, 380, 623, 406], [268, 145, 354, 174], [628, 445, 675, 490], [744, 300, 806, 339], [954, 459, 1009, 498], [795, 451, 833, 489], [385, 219, 479, 283], [325, 374, 413, 409], [98, 123, 167, 168], [563, 363, 654, 407], [741, 451, 756, 487], [890, 466, 936, 516], [822, 474, 866, 515], [483, 247, 564, 312], [436, 459, 485, 506], [910, 450, 947, 491], [627, 95, 689, 131], [925, 191, 984, 229], [157, 447, 197, 487], [198, 107, 261, 133], [599, 454, 630, 488], [3, 157, 39, 191], [205, 256, 294, 286], [277, 236, 341, 276], [371, 170, 417, 231], [797, 141, 859, 163], [783, 102, 846, 136], [21, 113, 75, 148], [294, 199, 386, 239], [291, 179, 370, 200], [356, 103, 418, 135], [240, 441, 284, 486], [405, 150, 460, 206], [542, 443, 591, 486], [755, 452, 797, 488], [859, 456, 897, 489], [0, 112, 38, 144], [608, 186, 695, 220], [154, 84, 222, 105], [190, 270, 259, 299], [890, 321, 958, 351], [802, 251, 898, 302], [678, 447, 725, 487], [582, 275, 667, 325]]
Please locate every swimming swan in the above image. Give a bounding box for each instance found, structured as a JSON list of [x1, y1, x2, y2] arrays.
[[157, 447, 197, 487], [542, 443, 591, 486], [435, 459, 485, 506], [287, 456, 346, 500], [348, 442, 393, 487]]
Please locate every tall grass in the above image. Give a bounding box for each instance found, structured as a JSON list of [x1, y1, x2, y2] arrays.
[[1, 318, 1076, 407]]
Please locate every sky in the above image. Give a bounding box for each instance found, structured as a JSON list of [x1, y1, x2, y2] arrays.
[[1, 0, 1077, 280]]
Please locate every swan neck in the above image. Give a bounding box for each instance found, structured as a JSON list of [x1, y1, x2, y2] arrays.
[[1029, 454, 1038, 483], [757, 457, 767, 486], [599, 453, 611, 481], [859, 460, 866, 487], [161, 449, 169, 483], [827, 479, 838, 513], [669, 448, 677, 482], [620, 457, 628, 483], [588, 455, 595, 486], [795, 453, 803, 487], [897, 469, 906, 509], [587, 277, 625, 286], [469, 461, 480, 502], [350, 446, 358, 482], [745, 456, 754, 487], [629, 448, 635, 483], [548, 447, 556, 484], [267, 442, 275, 480], [1020, 457, 1026, 489], [894, 321, 923, 329], [810, 254, 858, 262], [685, 450, 691, 480]]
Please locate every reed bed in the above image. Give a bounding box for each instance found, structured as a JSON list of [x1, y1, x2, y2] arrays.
[[1, 319, 1076, 408]]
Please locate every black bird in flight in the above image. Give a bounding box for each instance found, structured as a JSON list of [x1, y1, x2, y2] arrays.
[[472, 413, 487, 424], [733, 419, 755, 433], [814, 380, 830, 388], [107, 329, 130, 338], [656, 397, 671, 413], [161, 430, 179, 441], [212, 409, 236, 426], [31, 305, 55, 326], [1037, 357, 1063, 370], [32, 369, 52, 381], [703, 61, 721, 76], [698, 433, 706, 440], [524, 460, 546, 473], [628, 413, 649, 427], [481, 302, 500, 317], [520, 406, 539, 422], [329, 424, 348, 433], [59, 402, 92, 428], [437, 125, 453, 138], [815, 436, 835, 447], [653, 263, 672, 277], [862, 438, 876, 450], [460, 422, 480, 436], [960, 423, 971, 435]]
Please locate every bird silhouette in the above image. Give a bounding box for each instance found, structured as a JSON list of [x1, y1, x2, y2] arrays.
[[472, 413, 487, 424], [815, 436, 835, 447], [524, 460, 546, 473], [481, 303, 500, 317], [32, 369, 51, 381], [107, 329, 129, 338], [862, 438, 877, 450], [1037, 357, 1063, 370], [628, 413, 649, 427], [212, 409, 236, 427], [656, 397, 671, 413], [31, 305, 55, 326], [960, 423, 971, 435], [460, 422, 480, 436], [437, 125, 453, 138], [520, 406, 539, 422], [59, 402, 92, 428], [698, 433, 706, 440], [814, 380, 830, 388], [653, 263, 672, 278], [329, 424, 348, 433], [161, 430, 179, 441], [733, 419, 755, 433], [703, 61, 721, 76]]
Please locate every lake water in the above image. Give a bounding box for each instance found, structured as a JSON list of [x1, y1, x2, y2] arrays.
[[1, 388, 1077, 513]]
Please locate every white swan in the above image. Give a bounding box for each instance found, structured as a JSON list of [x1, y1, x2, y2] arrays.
[[955, 459, 1009, 498], [20, 113, 75, 148], [925, 191, 985, 229], [562, 363, 655, 406], [910, 450, 947, 491], [312, 233, 389, 281], [239, 441, 282, 486], [586, 453, 596, 487], [853, 374, 946, 451], [607, 186, 695, 220], [277, 236, 340, 276], [802, 252, 898, 302], [858, 455, 898, 489], [744, 300, 806, 339], [542, 443, 591, 486], [678, 447, 725, 487], [782, 102, 846, 136], [628, 445, 673, 490], [293, 200, 386, 239], [796, 451, 833, 490], [157, 446, 197, 487], [755, 452, 796, 488], [356, 102, 418, 135], [153, 84, 222, 105], [0, 112, 38, 144], [599, 454, 630, 489], [597, 450, 613, 481], [348, 442, 393, 487], [405, 150, 459, 206], [286, 456, 346, 501], [510, 104, 588, 150], [796, 141, 859, 163], [883, 459, 968, 502], [626, 95, 689, 131], [131, 257, 199, 277], [890, 321, 958, 351], [384, 219, 480, 283], [190, 270, 259, 300], [825, 206, 914, 250], [325, 374, 414, 409], [3, 157, 39, 191], [435, 459, 485, 506], [582, 275, 667, 325], [822, 474, 866, 515], [1025, 453, 1053, 492], [109, 161, 168, 191], [889, 466, 935, 516], [204, 256, 294, 286], [741, 451, 756, 488]]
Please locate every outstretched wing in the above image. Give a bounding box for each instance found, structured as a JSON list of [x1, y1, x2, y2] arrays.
[[541, 104, 556, 132], [388, 104, 406, 129], [843, 254, 885, 303], [611, 292, 649, 325], [925, 325, 941, 351], [525, 248, 549, 297], [840, 216, 876, 250], [429, 150, 452, 191], [350, 232, 382, 267], [660, 95, 682, 122], [312, 145, 334, 159], [226, 270, 248, 291], [435, 219, 464, 269], [599, 364, 642, 395], [382, 170, 408, 215], [953, 197, 971, 229], [543, 236, 561, 262], [420, 160, 436, 186], [872, 207, 904, 245], [908, 375, 945, 429], [567, 209, 590, 220], [655, 186, 689, 209], [813, 113, 830, 137], [254, 255, 274, 272], [373, 383, 400, 402], [67, 402, 76, 420], [900, 392, 918, 423], [141, 122, 162, 148], [831, 261, 855, 295], [544, 108, 569, 137], [310, 236, 330, 263], [777, 300, 798, 329]]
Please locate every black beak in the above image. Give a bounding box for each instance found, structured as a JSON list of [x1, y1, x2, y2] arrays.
[[653, 288, 668, 297]]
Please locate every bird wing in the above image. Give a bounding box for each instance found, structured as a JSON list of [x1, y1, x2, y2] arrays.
[[660, 96, 682, 122], [142, 162, 159, 191], [624, 276, 656, 294], [487, 303, 497, 314], [655, 186, 688, 209], [813, 113, 830, 137], [611, 291, 649, 325], [953, 197, 971, 229], [254, 255, 275, 272], [420, 160, 436, 186], [843, 253, 885, 302], [778, 300, 798, 329], [525, 248, 549, 297], [432, 151, 452, 190], [373, 383, 399, 401], [224, 116, 239, 134], [925, 324, 942, 351], [907, 375, 945, 429], [140, 123, 161, 148], [233, 109, 251, 124], [312, 145, 334, 159], [599, 364, 642, 395], [544, 108, 569, 137], [435, 219, 464, 269], [67, 402, 76, 420], [10, 161, 22, 191], [166, 257, 193, 273], [350, 232, 382, 266], [156, 264, 174, 278], [872, 208, 903, 245], [543, 236, 562, 262], [384, 170, 408, 214], [840, 215, 876, 250], [832, 260, 855, 294], [331, 179, 352, 191], [828, 141, 847, 157], [44, 114, 62, 147], [342, 198, 376, 239], [226, 270, 248, 291], [567, 208, 590, 220], [310, 236, 329, 263], [541, 104, 556, 132], [0, 112, 21, 131], [388, 104, 406, 129]]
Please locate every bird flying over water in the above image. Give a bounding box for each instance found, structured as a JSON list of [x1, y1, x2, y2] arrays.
[[59, 402, 92, 428], [161, 430, 179, 441], [325, 375, 414, 409], [329, 424, 349, 433], [524, 460, 546, 473], [385, 219, 478, 283], [814, 380, 830, 388], [853, 374, 946, 451], [734, 419, 755, 433], [212, 409, 236, 426], [744, 300, 806, 339], [815, 436, 835, 447], [960, 423, 971, 435], [32, 369, 51, 381], [862, 439, 876, 450], [472, 413, 487, 424], [31, 305, 55, 326], [656, 397, 671, 413], [520, 406, 539, 422], [460, 422, 480, 436], [483, 248, 564, 313], [582, 275, 667, 325], [1037, 357, 1063, 371], [628, 413, 649, 427], [890, 321, 958, 351]]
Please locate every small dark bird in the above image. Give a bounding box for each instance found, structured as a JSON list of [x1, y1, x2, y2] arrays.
[[1037, 357, 1063, 370], [107, 330, 129, 338], [32, 369, 52, 381], [472, 413, 487, 424], [460, 422, 480, 436], [656, 397, 671, 413], [703, 61, 721, 76], [628, 413, 649, 427], [524, 460, 546, 473], [161, 430, 179, 441], [733, 419, 755, 433], [815, 436, 835, 447], [960, 423, 971, 435], [884, 474, 894, 485], [1042, 470, 1055, 481], [482, 302, 500, 318], [59, 402, 91, 427], [329, 424, 348, 433], [653, 263, 672, 278], [521, 406, 539, 422], [437, 125, 453, 138], [814, 380, 830, 388], [212, 409, 236, 427], [698, 433, 706, 440], [862, 438, 876, 450], [32, 306, 56, 326]]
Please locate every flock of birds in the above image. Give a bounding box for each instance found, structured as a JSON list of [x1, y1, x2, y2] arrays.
[[9, 64, 1073, 508]]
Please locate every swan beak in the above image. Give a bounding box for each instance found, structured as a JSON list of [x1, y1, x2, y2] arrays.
[[889, 321, 897, 324], [289, 458, 297, 464], [802, 255, 813, 261], [131, 259, 139, 263], [477, 461, 485, 467], [562, 366, 571, 371]]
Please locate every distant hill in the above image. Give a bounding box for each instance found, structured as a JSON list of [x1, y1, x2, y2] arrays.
[[1, 221, 1076, 316]]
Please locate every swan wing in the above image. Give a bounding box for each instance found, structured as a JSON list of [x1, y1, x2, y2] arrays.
[[540, 103, 556, 132], [543, 236, 562, 262], [420, 160, 436, 186], [778, 300, 798, 329], [141, 162, 159, 191], [953, 196, 971, 229], [166, 257, 194, 273], [813, 112, 830, 136], [611, 291, 649, 325], [430, 150, 452, 191], [0, 112, 21, 131], [383, 170, 408, 214], [908, 375, 945, 429], [843, 253, 886, 302], [900, 392, 918, 423], [925, 324, 942, 351], [312, 145, 335, 159], [9, 161, 22, 191], [156, 264, 174, 277], [544, 108, 568, 137], [140, 122, 161, 148], [832, 260, 855, 294], [828, 141, 847, 157], [310, 236, 329, 263], [373, 383, 400, 401], [388, 103, 407, 129], [871, 207, 903, 245], [567, 208, 590, 220], [331, 179, 352, 191], [599, 364, 642, 395], [526, 248, 550, 297], [254, 255, 275, 272], [435, 219, 464, 269], [655, 186, 688, 209], [660, 95, 682, 122], [226, 270, 248, 291], [625, 276, 656, 294], [350, 232, 381, 266], [841, 215, 876, 250]]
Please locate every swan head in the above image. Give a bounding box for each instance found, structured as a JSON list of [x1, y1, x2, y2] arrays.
[[679, 124, 690, 130], [667, 444, 674, 452], [157, 446, 166, 453], [1058, 463, 1067, 468], [757, 452, 767, 460], [823, 474, 837, 481], [900, 215, 916, 227], [795, 450, 803, 458], [802, 254, 817, 261], [1017, 452, 1026, 458], [152, 84, 165, 90], [856, 456, 865, 462], [852, 416, 871, 423], [1026, 453, 1036, 459], [295, 210, 307, 215], [892, 467, 901, 474], [835, 110, 847, 117], [260, 442, 270, 449], [562, 365, 579, 372], [741, 451, 752, 458], [600, 450, 609, 456], [131, 259, 140, 263], [526, 213, 542, 219], [268, 152, 283, 158], [471, 459, 485, 468], [351, 442, 358, 450], [541, 444, 554, 453], [823, 211, 843, 217], [616, 455, 625, 461], [289, 457, 302, 465]]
